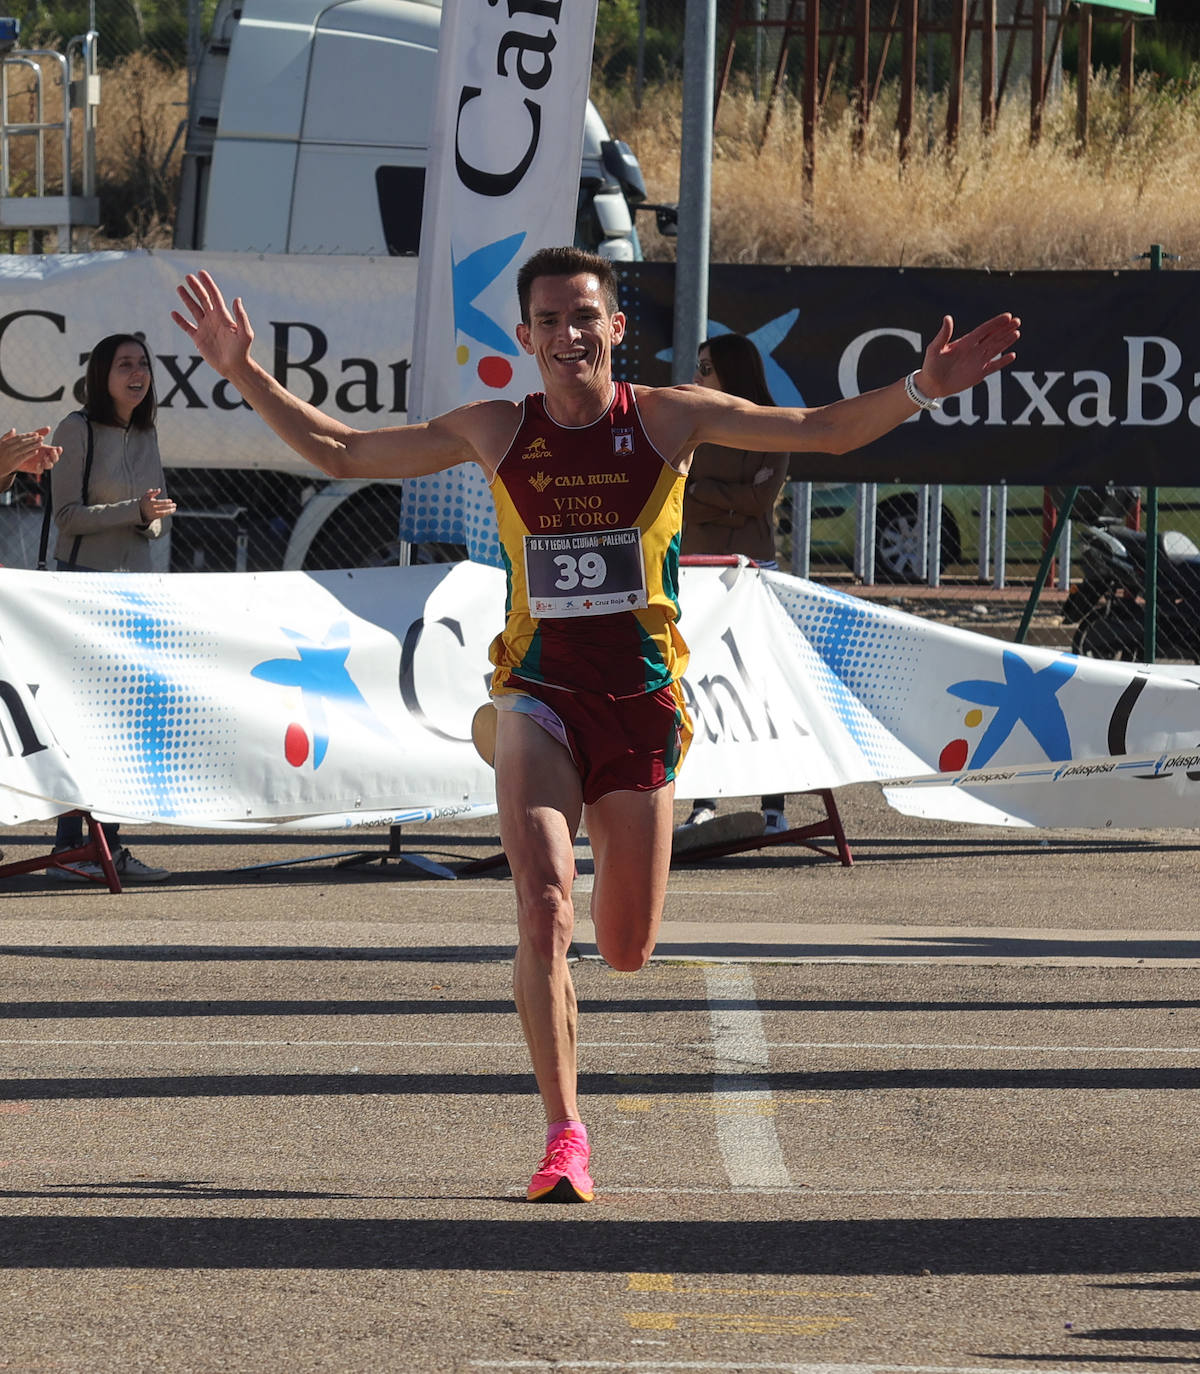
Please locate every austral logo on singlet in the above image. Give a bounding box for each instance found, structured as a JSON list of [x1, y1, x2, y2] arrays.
[[522, 437, 552, 461]]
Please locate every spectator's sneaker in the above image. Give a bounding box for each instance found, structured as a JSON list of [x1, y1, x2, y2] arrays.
[[527, 1127, 594, 1203], [681, 805, 717, 828], [47, 849, 103, 882], [762, 810, 790, 836], [113, 847, 170, 883]]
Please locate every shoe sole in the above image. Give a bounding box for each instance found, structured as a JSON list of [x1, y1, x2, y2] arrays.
[[672, 809, 764, 855], [527, 1175, 594, 1204]]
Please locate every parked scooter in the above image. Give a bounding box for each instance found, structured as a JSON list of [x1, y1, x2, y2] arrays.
[[1064, 511, 1200, 662]]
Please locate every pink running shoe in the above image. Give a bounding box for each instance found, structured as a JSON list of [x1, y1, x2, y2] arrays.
[[526, 1127, 594, 1203]]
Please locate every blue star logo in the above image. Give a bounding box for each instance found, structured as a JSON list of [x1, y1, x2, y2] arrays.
[[452, 231, 525, 356], [657, 309, 804, 405], [251, 622, 383, 769], [947, 650, 1076, 769]]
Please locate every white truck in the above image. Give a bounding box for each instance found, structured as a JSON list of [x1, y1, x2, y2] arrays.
[[175, 0, 647, 262], [169, 0, 654, 570]]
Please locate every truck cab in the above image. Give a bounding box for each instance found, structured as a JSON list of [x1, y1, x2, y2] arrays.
[[174, 0, 646, 262]]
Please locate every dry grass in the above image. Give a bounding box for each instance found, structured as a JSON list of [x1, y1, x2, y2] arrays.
[[596, 69, 1200, 270], [93, 54, 189, 247], [10, 51, 1200, 266], [1, 52, 186, 249]]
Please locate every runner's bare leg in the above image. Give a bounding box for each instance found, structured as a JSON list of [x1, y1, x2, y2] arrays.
[[495, 708, 585, 1125], [586, 783, 675, 972]]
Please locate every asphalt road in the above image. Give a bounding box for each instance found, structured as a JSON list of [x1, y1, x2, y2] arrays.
[[2, 784, 1199, 1374]]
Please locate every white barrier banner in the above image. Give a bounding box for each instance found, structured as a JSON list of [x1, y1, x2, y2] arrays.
[[0, 249, 418, 474], [1, 562, 1197, 831], [402, 0, 600, 565]]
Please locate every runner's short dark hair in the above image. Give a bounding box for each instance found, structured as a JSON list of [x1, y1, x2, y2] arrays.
[[517, 247, 619, 324]]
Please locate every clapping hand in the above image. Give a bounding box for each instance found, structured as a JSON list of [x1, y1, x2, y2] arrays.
[[0, 427, 61, 478], [139, 488, 177, 524]]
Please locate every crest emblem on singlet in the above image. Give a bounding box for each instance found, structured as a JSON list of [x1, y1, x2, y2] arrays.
[[529, 470, 553, 494], [612, 429, 635, 455], [523, 436, 552, 461]]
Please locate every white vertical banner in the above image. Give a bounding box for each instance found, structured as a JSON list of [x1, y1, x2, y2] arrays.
[[401, 0, 601, 566]]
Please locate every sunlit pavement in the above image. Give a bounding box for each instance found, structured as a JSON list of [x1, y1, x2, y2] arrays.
[[2, 784, 1198, 1373]]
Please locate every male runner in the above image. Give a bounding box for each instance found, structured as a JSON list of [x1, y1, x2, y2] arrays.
[[172, 248, 1019, 1202]]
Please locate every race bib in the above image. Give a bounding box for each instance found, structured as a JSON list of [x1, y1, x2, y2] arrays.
[[524, 527, 648, 618]]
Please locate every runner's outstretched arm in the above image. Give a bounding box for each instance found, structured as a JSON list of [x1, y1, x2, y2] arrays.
[[171, 270, 493, 480], [651, 312, 1020, 464]]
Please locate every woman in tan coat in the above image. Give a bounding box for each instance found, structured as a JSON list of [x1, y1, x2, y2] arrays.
[[680, 332, 791, 834]]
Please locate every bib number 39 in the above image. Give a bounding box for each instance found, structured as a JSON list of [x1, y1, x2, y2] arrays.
[[553, 551, 607, 590], [525, 527, 648, 617]]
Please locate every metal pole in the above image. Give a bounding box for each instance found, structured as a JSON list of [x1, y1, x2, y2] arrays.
[[926, 484, 944, 586], [978, 485, 992, 581], [1143, 243, 1163, 662], [636, 0, 646, 109], [188, 0, 202, 110], [672, 0, 716, 384], [791, 480, 812, 577], [992, 482, 1008, 589], [1144, 486, 1158, 662], [861, 482, 877, 585]]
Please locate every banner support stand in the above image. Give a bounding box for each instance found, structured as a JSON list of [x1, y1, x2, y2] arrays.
[[0, 810, 122, 892], [671, 789, 853, 868], [237, 824, 458, 880]]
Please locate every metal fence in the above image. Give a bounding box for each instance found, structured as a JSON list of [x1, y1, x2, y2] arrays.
[[782, 480, 1200, 662], [7, 472, 1199, 664]]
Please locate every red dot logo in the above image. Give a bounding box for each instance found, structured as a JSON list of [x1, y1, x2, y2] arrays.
[[284, 721, 310, 768], [938, 738, 969, 773], [477, 356, 513, 388]]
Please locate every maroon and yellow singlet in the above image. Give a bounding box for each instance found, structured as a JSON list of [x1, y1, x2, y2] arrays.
[[488, 381, 688, 701]]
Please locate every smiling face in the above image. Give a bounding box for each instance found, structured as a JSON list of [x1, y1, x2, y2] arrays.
[[107, 341, 151, 425], [516, 272, 626, 406]]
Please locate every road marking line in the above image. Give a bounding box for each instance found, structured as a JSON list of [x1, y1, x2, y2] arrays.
[[761, 1040, 1200, 1054], [0, 1038, 534, 1048], [617, 1094, 829, 1116], [471, 1362, 1110, 1373], [624, 1313, 853, 1336], [381, 886, 770, 895], [3, 1037, 1198, 1055], [626, 1275, 872, 1299], [705, 966, 790, 1190], [470, 1361, 1100, 1372]]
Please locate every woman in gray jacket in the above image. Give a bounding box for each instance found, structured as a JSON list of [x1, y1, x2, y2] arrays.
[[49, 333, 177, 882]]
